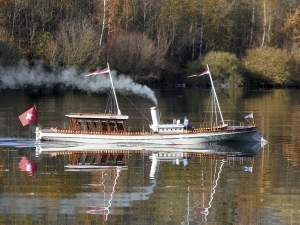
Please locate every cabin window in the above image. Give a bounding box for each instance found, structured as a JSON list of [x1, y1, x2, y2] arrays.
[[76, 119, 84, 130], [109, 120, 116, 131], [93, 120, 99, 129], [117, 120, 125, 131], [86, 120, 91, 130], [101, 120, 109, 131]]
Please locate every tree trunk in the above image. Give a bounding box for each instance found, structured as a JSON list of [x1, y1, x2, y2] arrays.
[[267, 17, 271, 43], [249, 0, 255, 45], [99, 0, 107, 52], [261, 0, 266, 47], [191, 24, 194, 60], [199, 7, 205, 59]]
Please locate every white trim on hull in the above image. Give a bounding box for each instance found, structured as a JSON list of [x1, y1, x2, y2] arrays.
[[37, 127, 265, 147]]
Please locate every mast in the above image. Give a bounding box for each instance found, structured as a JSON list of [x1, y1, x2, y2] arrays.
[[207, 65, 225, 126], [107, 63, 122, 116], [202, 159, 225, 222]]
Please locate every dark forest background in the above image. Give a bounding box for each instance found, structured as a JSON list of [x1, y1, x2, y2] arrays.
[[1, 0, 300, 87]]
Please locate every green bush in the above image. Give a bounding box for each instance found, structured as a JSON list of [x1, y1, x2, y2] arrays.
[[243, 46, 295, 86], [290, 45, 300, 84], [188, 51, 244, 87]]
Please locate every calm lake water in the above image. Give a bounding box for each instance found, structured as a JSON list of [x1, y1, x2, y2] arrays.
[[0, 87, 300, 224]]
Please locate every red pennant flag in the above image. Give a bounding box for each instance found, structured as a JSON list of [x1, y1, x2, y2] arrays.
[[19, 107, 37, 126], [198, 69, 209, 76], [86, 67, 110, 76], [188, 69, 210, 78]]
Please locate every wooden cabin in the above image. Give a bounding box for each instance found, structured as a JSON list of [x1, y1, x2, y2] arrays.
[[66, 113, 129, 132]]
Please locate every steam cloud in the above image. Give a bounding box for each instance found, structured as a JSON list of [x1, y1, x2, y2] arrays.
[[0, 60, 158, 106]]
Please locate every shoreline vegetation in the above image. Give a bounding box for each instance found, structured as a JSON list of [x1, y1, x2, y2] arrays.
[[0, 1, 300, 89]]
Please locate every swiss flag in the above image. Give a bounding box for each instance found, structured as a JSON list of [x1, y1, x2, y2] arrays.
[[19, 107, 37, 126]]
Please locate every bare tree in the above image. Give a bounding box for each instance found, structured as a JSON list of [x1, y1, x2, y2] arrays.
[[43, 18, 99, 70], [43, 38, 59, 67], [101, 31, 168, 76]]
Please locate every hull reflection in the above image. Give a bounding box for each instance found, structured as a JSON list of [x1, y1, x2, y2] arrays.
[[1, 142, 266, 222], [35, 141, 266, 158]]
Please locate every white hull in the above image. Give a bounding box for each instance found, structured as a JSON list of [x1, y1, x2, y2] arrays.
[[37, 127, 266, 151]]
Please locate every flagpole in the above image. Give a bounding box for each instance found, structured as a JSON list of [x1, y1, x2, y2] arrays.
[[34, 105, 40, 127], [107, 63, 122, 116], [207, 65, 225, 126], [252, 111, 255, 125]]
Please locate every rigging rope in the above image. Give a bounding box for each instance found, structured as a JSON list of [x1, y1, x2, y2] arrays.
[[120, 92, 152, 124], [215, 87, 252, 123]]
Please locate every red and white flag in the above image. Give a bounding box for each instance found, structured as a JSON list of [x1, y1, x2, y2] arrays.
[[85, 67, 110, 76], [19, 107, 37, 126], [188, 69, 210, 78]]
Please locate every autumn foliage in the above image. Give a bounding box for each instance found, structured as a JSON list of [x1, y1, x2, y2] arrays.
[[283, 6, 300, 42], [0, 0, 299, 86], [244, 47, 296, 87], [100, 32, 168, 77]]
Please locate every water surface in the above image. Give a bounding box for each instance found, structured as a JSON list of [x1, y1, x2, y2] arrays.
[[0, 88, 300, 224]]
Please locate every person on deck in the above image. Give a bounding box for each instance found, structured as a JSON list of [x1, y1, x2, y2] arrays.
[[183, 157, 188, 168], [183, 116, 194, 130]]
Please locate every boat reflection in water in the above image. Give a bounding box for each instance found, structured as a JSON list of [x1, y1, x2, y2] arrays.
[[18, 156, 37, 177], [147, 142, 266, 223], [33, 141, 266, 221], [147, 141, 265, 181], [35, 148, 149, 220], [64, 151, 128, 171], [35, 140, 266, 158]]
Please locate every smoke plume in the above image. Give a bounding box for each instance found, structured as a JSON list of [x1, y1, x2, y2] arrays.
[[0, 60, 158, 106]]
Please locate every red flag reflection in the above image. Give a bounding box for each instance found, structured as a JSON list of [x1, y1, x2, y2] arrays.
[[18, 156, 36, 176]]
